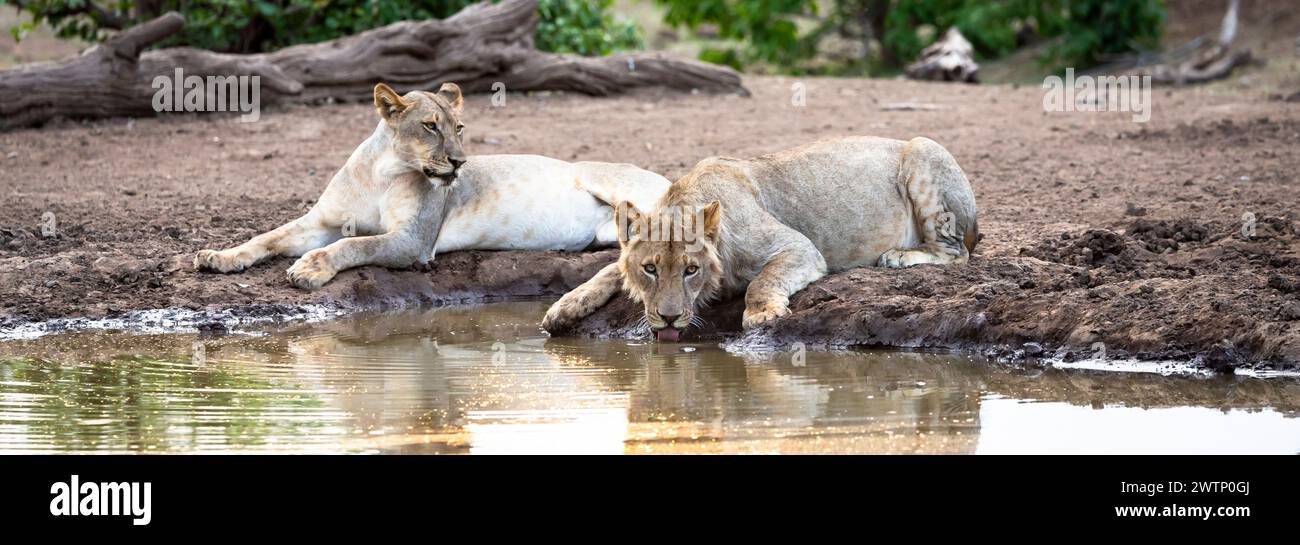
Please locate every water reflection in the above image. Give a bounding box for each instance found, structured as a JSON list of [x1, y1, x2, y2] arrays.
[[0, 301, 1296, 454]]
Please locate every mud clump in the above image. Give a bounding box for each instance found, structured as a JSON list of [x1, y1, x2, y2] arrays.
[[1020, 229, 1130, 268], [1129, 218, 1208, 253], [1269, 274, 1300, 294], [92, 255, 164, 285]]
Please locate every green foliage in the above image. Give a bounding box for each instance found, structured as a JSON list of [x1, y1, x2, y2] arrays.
[[1041, 0, 1165, 70], [171, 0, 479, 53], [655, 0, 1165, 74], [886, 0, 1165, 70], [883, 0, 1029, 62], [537, 0, 643, 56], [5, 0, 641, 56], [8, 18, 37, 42], [656, 0, 816, 68]]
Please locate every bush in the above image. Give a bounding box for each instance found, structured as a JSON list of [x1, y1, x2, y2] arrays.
[[1042, 0, 1165, 70], [537, 0, 643, 56], [881, 0, 1042, 63], [885, 0, 1165, 71], [654, 0, 1165, 74], [6, 0, 642, 56], [657, 0, 815, 69]]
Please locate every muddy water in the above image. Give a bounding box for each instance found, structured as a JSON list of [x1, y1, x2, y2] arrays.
[[0, 301, 1297, 454]]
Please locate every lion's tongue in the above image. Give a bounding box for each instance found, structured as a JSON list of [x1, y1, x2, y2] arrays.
[[656, 327, 681, 342]]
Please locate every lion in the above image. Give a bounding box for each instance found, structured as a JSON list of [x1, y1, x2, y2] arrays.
[[542, 136, 979, 341], [194, 82, 669, 289]]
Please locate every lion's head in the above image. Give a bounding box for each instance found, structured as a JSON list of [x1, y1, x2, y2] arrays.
[[616, 200, 725, 342], [373, 82, 467, 182]]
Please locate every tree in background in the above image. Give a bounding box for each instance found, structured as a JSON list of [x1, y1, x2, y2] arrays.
[[537, 0, 642, 56], [655, 0, 816, 69], [4, 0, 1166, 73], [1040, 0, 1165, 69], [5, 0, 643, 56], [656, 0, 1166, 74]]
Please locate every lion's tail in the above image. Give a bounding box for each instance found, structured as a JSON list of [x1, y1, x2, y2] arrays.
[[964, 218, 981, 253]]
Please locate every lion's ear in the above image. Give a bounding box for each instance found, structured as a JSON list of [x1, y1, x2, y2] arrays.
[[701, 201, 722, 240], [614, 201, 643, 247], [437, 82, 463, 114], [374, 83, 410, 123]]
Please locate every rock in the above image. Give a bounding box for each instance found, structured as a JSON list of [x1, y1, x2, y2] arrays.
[[93, 255, 160, 284], [1282, 302, 1300, 321], [1202, 343, 1243, 374], [1269, 274, 1299, 294], [1022, 342, 1046, 357]]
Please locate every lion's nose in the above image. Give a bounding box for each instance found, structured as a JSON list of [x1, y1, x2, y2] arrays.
[[658, 313, 681, 326], [449, 157, 466, 169]]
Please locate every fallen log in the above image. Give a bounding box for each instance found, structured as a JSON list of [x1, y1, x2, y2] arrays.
[[0, 0, 747, 130], [904, 27, 980, 83], [1145, 45, 1253, 85], [1141, 0, 1253, 85]]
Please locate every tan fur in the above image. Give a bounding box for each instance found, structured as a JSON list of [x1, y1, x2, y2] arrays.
[[196, 82, 669, 290], [544, 136, 979, 335]]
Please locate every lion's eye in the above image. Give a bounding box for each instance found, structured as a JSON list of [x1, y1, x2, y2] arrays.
[[685, 265, 698, 276], [643, 264, 657, 275], [423, 122, 440, 134], [456, 125, 465, 135]]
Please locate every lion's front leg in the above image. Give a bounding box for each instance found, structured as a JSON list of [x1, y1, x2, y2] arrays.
[[542, 263, 623, 334], [287, 176, 441, 289], [195, 214, 337, 273], [286, 231, 422, 290], [741, 244, 827, 330]]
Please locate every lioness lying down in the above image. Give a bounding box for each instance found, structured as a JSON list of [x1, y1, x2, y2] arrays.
[[543, 136, 979, 341], [195, 83, 669, 289]]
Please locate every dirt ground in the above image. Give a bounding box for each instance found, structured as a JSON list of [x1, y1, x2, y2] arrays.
[[2, 56, 1299, 369]]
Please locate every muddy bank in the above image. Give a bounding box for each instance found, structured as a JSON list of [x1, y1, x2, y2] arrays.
[[0, 248, 613, 336], [559, 215, 1300, 373]]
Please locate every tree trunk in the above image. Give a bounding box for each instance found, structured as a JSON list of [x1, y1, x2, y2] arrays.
[[866, 0, 895, 67], [1142, 0, 1252, 85], [0, 0, 748, 130]]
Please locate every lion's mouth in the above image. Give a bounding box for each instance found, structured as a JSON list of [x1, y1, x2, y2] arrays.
[[655, 327, 682, 342], [423, 167, 459, 184]]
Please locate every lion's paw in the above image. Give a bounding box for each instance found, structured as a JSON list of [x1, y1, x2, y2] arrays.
[[541, 299, 586, 334], [878, 248, 919, 268], [286, 250, 337, 290], [194, 249, 253, 273], [742, 303, 790, 329]]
